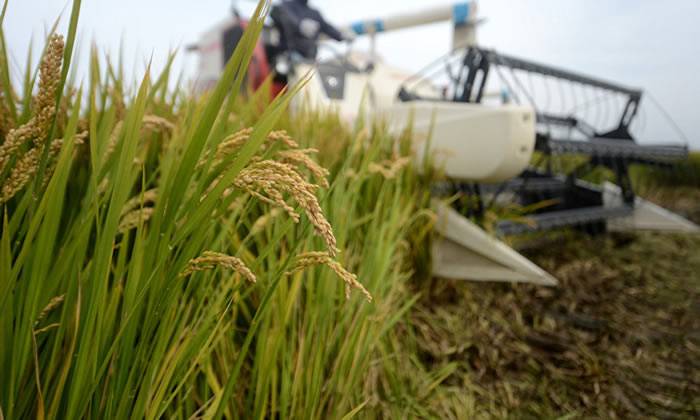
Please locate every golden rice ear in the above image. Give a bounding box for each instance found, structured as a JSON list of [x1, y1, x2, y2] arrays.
[[40, 131, 88, 189], [105, 116, 173, 163], [250, 208, 282, 235], [118, 208, 155, 233], [1, 148, 40, 203], [0, 124, 35, 175], [121, 189, 158, 217], [206, 128, 300, 170], [0, 95, 15, 139], [35, 295, 66, 325], [233, 159, 338, 255], [210, 127, 254, 164], [368, 157, 411, 179], [141, 115, 175, 134], [277, 149, 330, 188], [266, 130, 299, 148], [1, 130, 88, 203], [104, 120, 124, 160], [181, 251, 256, 283], [0, 35, 64, 176], [287, 251, 372, 302], [33, 34, 65, 146]]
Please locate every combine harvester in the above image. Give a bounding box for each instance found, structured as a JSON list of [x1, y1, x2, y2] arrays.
[[190, 2, 698, 286]]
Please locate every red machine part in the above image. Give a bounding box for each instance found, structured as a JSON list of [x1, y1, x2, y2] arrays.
[[238, 20, 286, 98]]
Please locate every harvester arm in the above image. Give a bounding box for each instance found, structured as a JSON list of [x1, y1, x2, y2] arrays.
[[341, 2, 480, 49]]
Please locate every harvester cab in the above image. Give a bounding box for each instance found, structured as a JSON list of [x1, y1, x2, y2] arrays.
[[190, 1, 699, 286], [189, 0, 352, 97]]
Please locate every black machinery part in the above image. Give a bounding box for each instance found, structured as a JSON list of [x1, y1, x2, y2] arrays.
[[402, 46, 690, 235]]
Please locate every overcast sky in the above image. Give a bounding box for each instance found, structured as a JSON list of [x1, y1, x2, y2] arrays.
[[4, 0, 700, 147]]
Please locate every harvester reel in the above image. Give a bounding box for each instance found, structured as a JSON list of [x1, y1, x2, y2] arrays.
[[401, 46, 693, 238]]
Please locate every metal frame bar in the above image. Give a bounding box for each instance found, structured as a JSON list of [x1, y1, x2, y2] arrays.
[[496, 206, 633, 236], [401, 45, 689, 236], [449, 47, 644, 136], [482, 49, 641, 97]]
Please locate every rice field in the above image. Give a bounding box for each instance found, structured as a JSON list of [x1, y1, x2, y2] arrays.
[[2, 1, 698, 419], [0, 3, 434, 417]]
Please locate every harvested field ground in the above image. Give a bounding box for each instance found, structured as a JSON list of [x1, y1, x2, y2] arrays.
[[643, 187, 700, 226], [408, 188, 700, 418]]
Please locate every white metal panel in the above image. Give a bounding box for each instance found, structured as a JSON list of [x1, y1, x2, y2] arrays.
[[432, 200, 558, 285], [342, 2, 477, 35], [191, 17, 237, 91], [603, 182, 700, 233], [295, 59, 535, 183], [385, 102, 535, 182]]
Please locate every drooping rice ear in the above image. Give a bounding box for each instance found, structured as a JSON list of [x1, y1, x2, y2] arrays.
[[232, 159, 338, 255], [286, 251, 372, 302], [181, 251, 257, 283]]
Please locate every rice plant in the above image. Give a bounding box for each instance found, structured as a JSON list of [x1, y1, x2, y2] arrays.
[[0, 1, 440, 418]]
